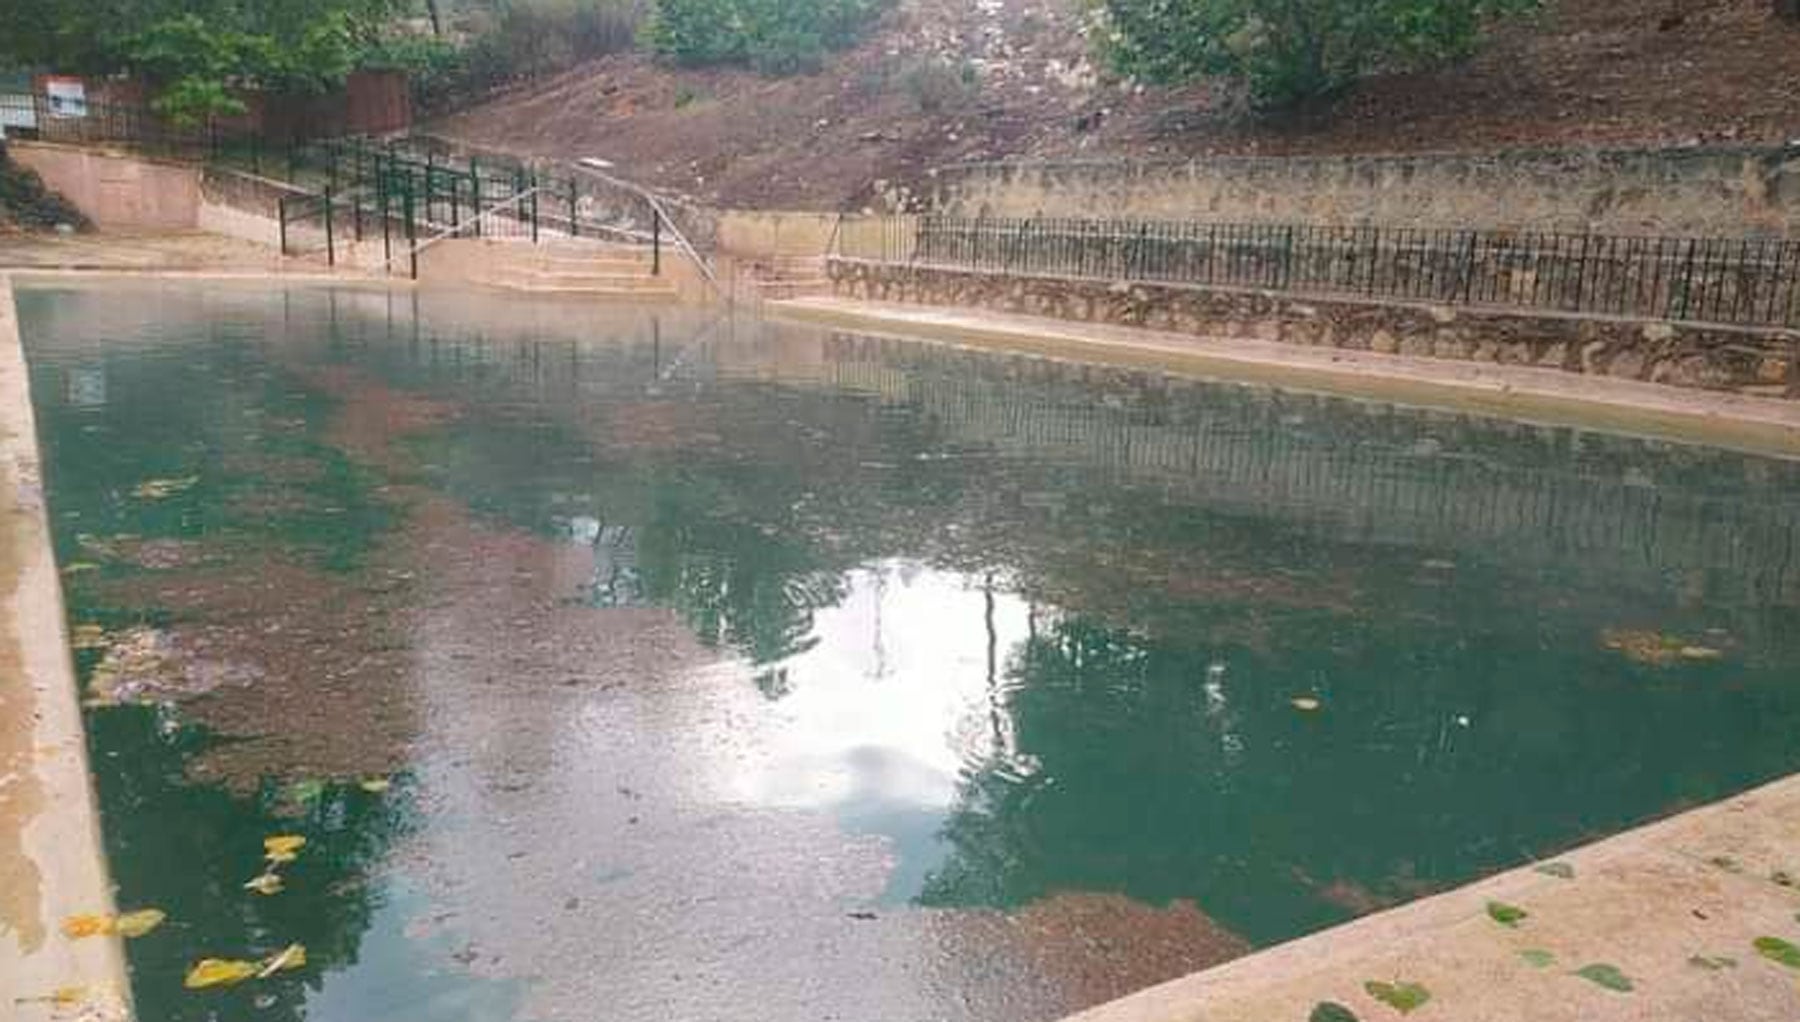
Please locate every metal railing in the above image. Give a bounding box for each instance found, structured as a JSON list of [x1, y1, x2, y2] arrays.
[[835, 215, 1800, 329]]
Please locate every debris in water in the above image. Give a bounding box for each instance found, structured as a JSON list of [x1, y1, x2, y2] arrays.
[[257, 944, 307, 978], [131, 475, 200, 500], [1290, 696, 1322, 711], [359, 777, 392, 793], [184, 959, 260, 989], [60, 908, 165, 939], [244, 873, 285, 896], [1601, 628, 1728, 666], [263, 835, 307, 864], [70, 623, 108, 650]]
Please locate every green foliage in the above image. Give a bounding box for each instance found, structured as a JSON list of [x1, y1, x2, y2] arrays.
[[1572, 963, 1634, 992], [1094, 0, 1536, 109], [1362, 980, 1431, 1015], [648, 0, 886, 75], [406, 0, 647, 112], [0, 0, 405, 120], [1754, 936, 1800, 969], [1485, 900, 1528, 927]]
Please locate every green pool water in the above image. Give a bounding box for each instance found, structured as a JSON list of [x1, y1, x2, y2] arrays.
[[17, 281, 1800, 1022]]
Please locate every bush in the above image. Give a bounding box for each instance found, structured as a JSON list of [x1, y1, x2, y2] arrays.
[[396, 0, 648, 111], [900, 57, 978, 114], [1095, 0, 1536, 110], [648, 0, 887, 75]]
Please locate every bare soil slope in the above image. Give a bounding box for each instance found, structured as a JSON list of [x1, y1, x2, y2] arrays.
[[434, 0, 1800, 210]]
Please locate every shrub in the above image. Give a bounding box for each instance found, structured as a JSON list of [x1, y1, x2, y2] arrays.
[[648, 0, 887, 75], [1094, 0, 1536, 110], [900, 57, 978, 114]]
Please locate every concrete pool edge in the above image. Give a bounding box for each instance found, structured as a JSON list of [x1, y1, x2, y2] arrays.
[[768, 297, 1800, 460], [0, 274, 134, 1021], [1056, 771, 1800, 1022]]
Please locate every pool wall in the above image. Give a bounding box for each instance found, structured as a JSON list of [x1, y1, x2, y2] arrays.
[[0, 273, 133, 1020]]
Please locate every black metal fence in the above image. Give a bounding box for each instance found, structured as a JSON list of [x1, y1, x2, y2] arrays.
[[837, 215, 1800, 329]]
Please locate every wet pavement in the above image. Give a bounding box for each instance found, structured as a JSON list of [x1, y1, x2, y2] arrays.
[[13, 280, 1800, 1022]]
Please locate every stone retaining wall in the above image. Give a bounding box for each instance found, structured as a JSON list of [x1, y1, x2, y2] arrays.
[[933, 146, 1800, 238], [828, 259, 1800, 397]]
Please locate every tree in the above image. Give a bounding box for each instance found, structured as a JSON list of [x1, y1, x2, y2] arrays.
[[1095, 0, 1536, 110], [0, 0, 408, 123]]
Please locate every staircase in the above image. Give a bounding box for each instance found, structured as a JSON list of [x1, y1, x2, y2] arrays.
[[469, 239, 677, 298]]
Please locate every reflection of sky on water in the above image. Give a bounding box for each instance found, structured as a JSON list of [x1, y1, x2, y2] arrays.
[[693, 562, 1034, 897]]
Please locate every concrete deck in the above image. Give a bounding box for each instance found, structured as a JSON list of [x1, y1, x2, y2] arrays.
[[1065, 772, 1800, 1022], [0, 275, 132, 1019], [770, 296, 1800, 459]]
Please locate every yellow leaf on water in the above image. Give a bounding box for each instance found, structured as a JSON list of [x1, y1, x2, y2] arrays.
[[70, 624, 108, 650], [184, 958, 259, 989], [114, 908, 166, 938], [1290, 696, 1322, 711], [359, 777, 392, 794], [263, 835, 307, 862], [243, 873, 285, 896], [60, 562, 100, 575], [61, 914, 114, 938], [257, 943, 307, 978]]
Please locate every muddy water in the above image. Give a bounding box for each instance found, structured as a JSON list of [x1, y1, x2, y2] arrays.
[[16, 280, 1800, 1022]]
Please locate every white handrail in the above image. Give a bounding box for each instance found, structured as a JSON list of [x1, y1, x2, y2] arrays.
[[379, 186, 543, 274], [570, 162, 720, 293]]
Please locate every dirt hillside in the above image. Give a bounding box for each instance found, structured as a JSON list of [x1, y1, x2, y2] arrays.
[[433, 0, 1800, 210]]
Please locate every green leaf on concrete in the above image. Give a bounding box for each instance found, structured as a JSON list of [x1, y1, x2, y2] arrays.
[[1687, 954, 1736, 971], [1363, 981, 1431, 1014], [1486, 901, 1529, 927], [1533, 862, 1575, 880], [1518, 949, 1556, 968], [1573, 963, 1634, 992], [1754, 936, 1800, 969], [1310, 1002, 1361, 1022]]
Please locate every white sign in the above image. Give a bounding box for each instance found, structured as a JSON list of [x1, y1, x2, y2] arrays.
[[44, 78, 86, 119]]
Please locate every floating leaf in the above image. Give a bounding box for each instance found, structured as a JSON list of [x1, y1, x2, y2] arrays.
[[283, 779, 326, 809], [60, 562, 100, 575], [244, 873, 285, 896], [1679, 645, 1723, 661], [257, 943, 307, 978], [60, 914, 113, 938], [1534, 862, 1575, 880], [1291, 696, 1322, 711], [359, 777, 392, 794], [1573, 963, 1634, 992], [263, 835, 307, 863], [1754, 936, 1800, 969], [184, 958, 259, 989], [114, 908, 166, 938], [1310, 1002, 1361, 1022], [70, 624, 108, 650], [1487, 901, 1529, 927], [1519, 949, 1556, 968], [1363, 981, 1431, 1014], [1688, 954, 1737, 971], [131, 475, 200, 500]]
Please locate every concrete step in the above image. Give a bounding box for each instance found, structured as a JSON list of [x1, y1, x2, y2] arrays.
[[475, 281, 679, 298], [756, 279, 833, 299], [483, 267, 663, 288]]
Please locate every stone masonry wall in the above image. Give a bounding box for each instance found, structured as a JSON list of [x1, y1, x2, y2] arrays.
[[932, 146, 1800, 238], [828, 259, 1800, 397]]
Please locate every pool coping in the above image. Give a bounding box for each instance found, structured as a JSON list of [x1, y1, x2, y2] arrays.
[[768, 296, 1800, 461], [0, 273, 133, 1020], [1060, 770, 1800, 1022]]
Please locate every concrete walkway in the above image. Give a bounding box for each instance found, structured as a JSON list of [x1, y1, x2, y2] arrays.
[[771, 297, 1800, 459], [1064, 772, 1800, 1022], [0, 275, 132, 1021]]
